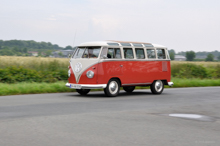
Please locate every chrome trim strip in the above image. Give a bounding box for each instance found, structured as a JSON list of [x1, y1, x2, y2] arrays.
[[66, 83, 107, 89], [168, 82, 174, 87], [122, 82, 151, 86], [100, 59, 171, 62]]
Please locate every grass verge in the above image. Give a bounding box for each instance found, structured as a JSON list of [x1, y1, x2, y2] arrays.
[[0, 81, 74, 96], [171, 78, 220, 87], [0, 78, 220, 96]]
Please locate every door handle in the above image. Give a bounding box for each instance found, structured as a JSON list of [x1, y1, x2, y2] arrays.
[[120, 65, 123, 67]]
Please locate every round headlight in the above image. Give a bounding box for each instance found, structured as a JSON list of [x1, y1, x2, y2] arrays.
[[68, 69, 71, 77], [86, 70, 94, 78]]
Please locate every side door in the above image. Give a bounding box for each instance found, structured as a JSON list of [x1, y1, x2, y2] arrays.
[[98, 47, 123, 83]]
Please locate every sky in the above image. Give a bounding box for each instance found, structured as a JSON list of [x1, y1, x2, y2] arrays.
[[0, 0, 220, 52]]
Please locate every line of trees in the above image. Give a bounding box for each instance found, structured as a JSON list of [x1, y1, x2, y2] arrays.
[[0, 40, 74, 57], [0, 40, 64, 50], [169, 49, 220, 61]]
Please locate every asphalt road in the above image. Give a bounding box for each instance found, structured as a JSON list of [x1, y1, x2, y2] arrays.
[[0, 87, 220, 146]]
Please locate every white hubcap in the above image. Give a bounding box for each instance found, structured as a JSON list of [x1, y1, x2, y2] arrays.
[[155, 80, 163, 92], [109, 81, 118, 95]]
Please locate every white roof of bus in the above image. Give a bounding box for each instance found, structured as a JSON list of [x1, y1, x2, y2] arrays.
[[78, 41, 166, 48]]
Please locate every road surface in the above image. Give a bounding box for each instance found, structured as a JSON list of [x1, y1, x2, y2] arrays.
[[0, 87, 220, 146]]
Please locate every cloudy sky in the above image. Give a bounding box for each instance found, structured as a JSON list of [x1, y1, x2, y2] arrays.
[[0, 0, 220, 52]]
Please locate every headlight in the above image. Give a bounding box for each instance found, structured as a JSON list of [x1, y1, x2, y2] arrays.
[[68, 69, 71, 77], [86, 70, 94, 78]]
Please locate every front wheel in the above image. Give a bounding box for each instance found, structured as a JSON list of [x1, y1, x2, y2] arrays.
[[150, 80, 164, 94], [123, 86, 135, 93], [104, 79, 120, 97], [76, 89, 90, 95]]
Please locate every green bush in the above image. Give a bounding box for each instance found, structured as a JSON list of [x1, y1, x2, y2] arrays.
[[171, 63, 208, 79], [206, 65, 220, 78], [0, 66, 67, 83]]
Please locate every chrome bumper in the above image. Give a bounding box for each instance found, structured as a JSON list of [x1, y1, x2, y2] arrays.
[[168, 82, 174, 87], [65, 83, 107, 89]]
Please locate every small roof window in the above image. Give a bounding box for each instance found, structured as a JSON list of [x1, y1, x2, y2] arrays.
[[144, 44, 154, 47], [107, 43, 119, 46], [133, 43, 143, 47], [120, 43, 131, 46]]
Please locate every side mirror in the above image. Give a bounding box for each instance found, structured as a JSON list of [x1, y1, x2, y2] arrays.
[[68, 54, 71, 58]]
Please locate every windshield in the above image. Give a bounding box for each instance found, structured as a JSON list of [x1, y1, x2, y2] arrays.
[[73, 47, 101, 59]]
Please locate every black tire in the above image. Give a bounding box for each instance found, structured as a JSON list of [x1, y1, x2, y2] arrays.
[[76, 89, 90, 95], [123, 86, 135, 93], [104, 79, 120, 97], [150, 80, 164, 94]]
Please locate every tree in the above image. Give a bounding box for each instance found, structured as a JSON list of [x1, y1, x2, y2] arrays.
[[64, 45, 73, 50], [168, 49, 175, 60], [23, 48, 28, 53], [218, 55, 220, 61], [0, 49, 14, 56], [186, 51, 195, 61], [169, 52, 175, 60], [38, 50, 42, 57], [16, 52, 22, 56], [58, 52, 63, 57], [205, 53, 214, 61], [45, 50, 52, 57]]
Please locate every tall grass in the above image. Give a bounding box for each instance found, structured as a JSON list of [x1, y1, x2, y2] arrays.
[[0, 56, 69, 70], [171, 61, 220, 67]]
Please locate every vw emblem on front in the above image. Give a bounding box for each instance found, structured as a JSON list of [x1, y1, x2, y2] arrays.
[[74, 62, 82, 73]]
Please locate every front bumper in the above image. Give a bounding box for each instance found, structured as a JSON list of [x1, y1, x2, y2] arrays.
[[168, 82, 174, 87], [65, 83, 107, 89]]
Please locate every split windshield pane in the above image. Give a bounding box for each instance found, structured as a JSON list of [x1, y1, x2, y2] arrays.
[[73, 47, 85, 58], [73, 47, 101, 58]]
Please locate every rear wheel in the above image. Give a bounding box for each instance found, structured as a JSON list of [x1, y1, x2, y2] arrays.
[[76, 89, 90, 95], [123, 86, 135, 93], [150, 80, 164, 94], [104, 79, 120, 97]]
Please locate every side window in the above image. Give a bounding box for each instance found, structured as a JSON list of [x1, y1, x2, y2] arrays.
[[107, 48, 121, 59], [115, 48, 121, 58], [157, 49, 166, 59], [123, 48, 134, 59], [147, 49, 156, 59], [88, 47, 100, 58], [135, 48, 145, 59]]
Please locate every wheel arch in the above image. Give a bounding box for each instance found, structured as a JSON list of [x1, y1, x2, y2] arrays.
[[109, 77, 121, 86]]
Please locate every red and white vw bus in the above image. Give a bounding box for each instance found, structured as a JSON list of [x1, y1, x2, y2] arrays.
[[66, 41, 173, 97]]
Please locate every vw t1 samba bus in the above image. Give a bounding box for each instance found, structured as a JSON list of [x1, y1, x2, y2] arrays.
[[66, 41, 173, 97]]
